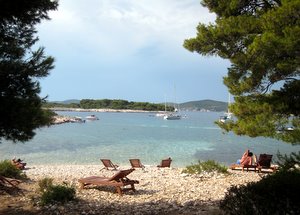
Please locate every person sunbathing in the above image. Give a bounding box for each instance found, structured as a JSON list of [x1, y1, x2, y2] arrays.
[[236, 149, 253, 166], [11, 158, 26, 170]]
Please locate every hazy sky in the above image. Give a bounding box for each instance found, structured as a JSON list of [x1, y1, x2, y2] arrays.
[[37, 0, 231, 103]]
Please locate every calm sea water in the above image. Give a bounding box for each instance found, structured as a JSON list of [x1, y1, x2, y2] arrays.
[[1, 111, 299, 167]]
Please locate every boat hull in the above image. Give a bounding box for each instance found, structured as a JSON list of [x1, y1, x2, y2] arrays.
[[164, 114, 181, 120]]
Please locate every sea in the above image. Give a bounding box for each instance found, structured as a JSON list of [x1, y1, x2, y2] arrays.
[[1, 111, 299, 167]]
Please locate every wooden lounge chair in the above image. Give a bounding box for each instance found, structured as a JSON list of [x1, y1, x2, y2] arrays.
[[157, 157, 172, 168], [0, 175, 22, 189], [100, 159, 119, 171], [256, 154, 277, 172], [78, 168, 139, 195], [230, 163, 258, 172], [129, 159, 145, 170]]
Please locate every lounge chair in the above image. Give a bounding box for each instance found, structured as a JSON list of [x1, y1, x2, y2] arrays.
[[0, 175, 21, 189], [100, 159, 119, 171], [256, 154, 277, 172], [230, 149, 257, 172], [129, 159, 145, 170], [157, 157, 172, 168], [78, 168, 139, 195]]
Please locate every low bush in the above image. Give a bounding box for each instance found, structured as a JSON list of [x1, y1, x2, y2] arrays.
[[277, 151, 300, 171], [0, 159, 25, 179], [220, 170, 300, 214], [38, 177, 54, 193], [182, 160, 228, 174], [38, 178, 76, 205], [40, 184, 76, 205]]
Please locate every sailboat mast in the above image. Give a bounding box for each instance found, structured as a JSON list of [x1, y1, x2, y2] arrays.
[[227, 93, 231, 114], [174, 84, 178, 112], [164, 94, 167, 112]]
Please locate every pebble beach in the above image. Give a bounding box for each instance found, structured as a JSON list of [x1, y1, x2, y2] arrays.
[[4, 164, 264, 215]]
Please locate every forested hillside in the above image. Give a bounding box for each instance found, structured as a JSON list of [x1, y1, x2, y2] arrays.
[[180, 100, 227, 112], [43, 99, 172, 111], [44, 99, 228, 112]]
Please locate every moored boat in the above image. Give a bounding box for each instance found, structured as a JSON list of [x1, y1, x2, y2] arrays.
[[164, 113, 181, 120], [156, 113, 167, 117], [163, 86, 182, 120], [85, 114, 99, 120], [219, 113, 232, 123], [219, 93, 233, 123]]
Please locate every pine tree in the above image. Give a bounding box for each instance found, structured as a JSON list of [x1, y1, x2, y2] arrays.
[[184, 0, 300, 144], [0, 0, 58, 142]]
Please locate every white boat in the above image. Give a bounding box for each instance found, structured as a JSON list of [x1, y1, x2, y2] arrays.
[[219, 93, 233, 123], [85, 114, 99, 121], [219, 113, 232, 123], [156, 112, 167, 117], [164, 113, 181, 120], [164, 86, 182, 120]]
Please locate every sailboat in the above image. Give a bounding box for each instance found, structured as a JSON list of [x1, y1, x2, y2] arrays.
[[219, 93, 233, 123], [163, 108, 181, 120], [164, 86, 181, 120]]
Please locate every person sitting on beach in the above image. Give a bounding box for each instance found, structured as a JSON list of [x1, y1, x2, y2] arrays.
[[11, 158, 26, 170], [237, 149, 253, 166]]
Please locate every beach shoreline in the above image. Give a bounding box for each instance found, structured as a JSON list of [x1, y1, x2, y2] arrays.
[[1, 164, 263, 214], [51, 108, 165, 124]]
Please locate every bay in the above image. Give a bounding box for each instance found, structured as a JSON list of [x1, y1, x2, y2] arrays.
[[1, 111, 299, 167]]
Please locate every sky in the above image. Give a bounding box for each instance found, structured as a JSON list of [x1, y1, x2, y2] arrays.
[[37, 0, 231, 103]]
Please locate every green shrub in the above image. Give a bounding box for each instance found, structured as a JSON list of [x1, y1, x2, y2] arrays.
[[0, 159, 24, 179], [38, 178, 76, 205], [277, 151, 300, 172], [182, 160, 228, 174], [38, 177, 53, 193], [220, 170, 300, 214]]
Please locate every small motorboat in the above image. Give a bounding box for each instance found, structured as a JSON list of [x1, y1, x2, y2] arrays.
[[85, 114, 99, 121]]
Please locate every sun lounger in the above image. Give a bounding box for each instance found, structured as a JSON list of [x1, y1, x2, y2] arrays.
[[78, 168, 139, 195], [100, 159, 119, 171], [0, 175, 22, 189], [157, 157, 172, 168], [230, 163, 258, 172], [129, 159, 145, 170], [256, 154, 277, 172]]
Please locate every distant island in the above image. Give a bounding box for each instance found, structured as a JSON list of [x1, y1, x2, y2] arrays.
[[44, 99, 228, 112], [180, 100, 228, 112]]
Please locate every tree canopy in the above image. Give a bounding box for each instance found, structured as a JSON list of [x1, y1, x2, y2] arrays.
[[0, 0, 58, 142], [184, 0, 300, 144]]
